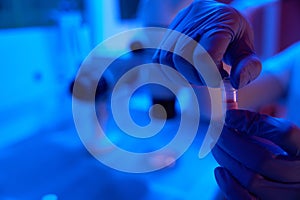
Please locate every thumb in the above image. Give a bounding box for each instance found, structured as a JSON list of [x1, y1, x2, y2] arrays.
[[224, 14, 262, 89], [230, 55, 262, 89]]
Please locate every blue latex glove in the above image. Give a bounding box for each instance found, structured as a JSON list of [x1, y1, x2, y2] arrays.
[[212, 110, 300, 200], [153, 0, 262, 89]]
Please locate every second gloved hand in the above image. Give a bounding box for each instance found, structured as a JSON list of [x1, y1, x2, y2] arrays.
[[212, 110, 300, 200]]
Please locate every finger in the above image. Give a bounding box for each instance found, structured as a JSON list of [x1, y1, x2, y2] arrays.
[[199, 32, 231, 79], [213, 145, 300, 200], [153, 29, 185, 85], [171, 31, 230, 87], [173, 52, 206, 85], [213, 144, 271, 188], [172, 32, 207, 85], [217, 126, 300, 182], [153, 5, 192, 69], [226, 109, 300, 156], [214, 167, 257, 200]]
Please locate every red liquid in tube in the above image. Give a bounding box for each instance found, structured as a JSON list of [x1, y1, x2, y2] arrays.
[[222, 77, 238, 110]]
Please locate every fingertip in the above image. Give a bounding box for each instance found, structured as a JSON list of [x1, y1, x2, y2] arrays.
[[214, 167, 236, 199], [214, 167, 231, 195], [214, 167, 225, 182], [231, 55, 262, 89], [214, 167, 256, 200]]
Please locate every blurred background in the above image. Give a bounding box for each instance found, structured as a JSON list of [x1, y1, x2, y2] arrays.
[[0, 0, 300, 199]]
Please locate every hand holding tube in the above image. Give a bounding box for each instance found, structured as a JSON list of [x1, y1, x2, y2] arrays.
[[153, 0, 262, 89], [212, 110, 300, 200]]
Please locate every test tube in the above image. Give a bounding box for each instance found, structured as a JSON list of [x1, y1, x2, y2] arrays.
[[222, 77, 238, 110]]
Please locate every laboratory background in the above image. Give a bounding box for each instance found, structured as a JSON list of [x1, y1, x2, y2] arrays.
[[0, 0, 300, 199]]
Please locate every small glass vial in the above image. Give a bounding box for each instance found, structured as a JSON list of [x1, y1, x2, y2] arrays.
[[222, 77, 238, 110]]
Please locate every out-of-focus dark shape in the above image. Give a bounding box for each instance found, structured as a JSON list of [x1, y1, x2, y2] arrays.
[[0, 0, 84, 29], [118, 0, 141, 20], [69, 76, 109, 102]]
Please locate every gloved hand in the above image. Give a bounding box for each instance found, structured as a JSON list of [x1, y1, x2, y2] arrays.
[[212, 110, 300, 200], [153, 0, 262, 89]]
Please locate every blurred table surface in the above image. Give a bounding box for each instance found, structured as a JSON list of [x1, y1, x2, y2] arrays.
[[0, 95, 223, 200]]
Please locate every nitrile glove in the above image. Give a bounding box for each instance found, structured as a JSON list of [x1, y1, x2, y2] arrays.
[[153, 0, 262, 89], [212, 110, 300, 200]]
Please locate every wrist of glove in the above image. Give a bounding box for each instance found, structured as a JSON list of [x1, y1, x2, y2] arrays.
[[212, 110, 300, 200]]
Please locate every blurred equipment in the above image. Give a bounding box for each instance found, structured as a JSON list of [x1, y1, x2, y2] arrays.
[[118, 0, 141, 20]]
